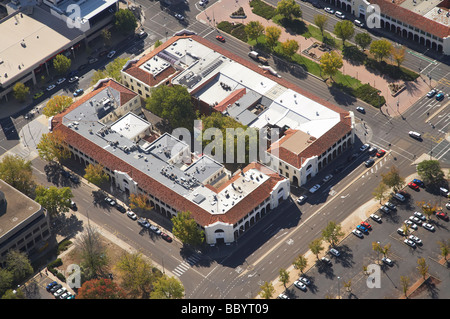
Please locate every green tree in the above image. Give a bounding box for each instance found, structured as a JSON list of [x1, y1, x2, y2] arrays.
[[321, 221, 344, 247], [400, 276, 410, 298], [0, 154, 34, 196], [37, 130, 71, 164], [145, 85, 195, 130], [244, 21, 265, 43], [0, 269, 14, 297], [292, 254, 308, 275], [150, 275, 185, 299], [12, 82, 30, 102], [171, 211, 204, 247], [381, 165, 405, 193], [114, 9, 137, 34], [416, 200, 438, 221], [154, 39, 163, 48], [76, 278, 127, 299], [53, 54, 72, 75], [369, 39, 393, 62], [278, 268, 289, 288], [314, 14, 328, 38], [265, 26, 282, 51], [258, 281, 275, 299], [309, 238, 324, 260], [115, 252, 158, 298], [372, 181, 389, 204], [91, 57, 129, 85], [276, 0, 302, 21], [35, 185, 73, 217], [84, 163, 109, 186], [101, 28, 112, 47], [437, 240, 450, 262], [416, 160, 445, 185], [333, 20, 355, 46], [129, 193, 153, 212], [42, 95, 73, 118], [319, 51, 343, 82], [280, 39, 299, 58], [5, 250, 33, 284], [355, 32, 372, 51]]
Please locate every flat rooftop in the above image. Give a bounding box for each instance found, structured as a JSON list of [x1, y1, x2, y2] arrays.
[[400, 0, 450, 26], [0, 179, 42, 239], [0, 7, 83, 86], [50, 0, 118, 21]]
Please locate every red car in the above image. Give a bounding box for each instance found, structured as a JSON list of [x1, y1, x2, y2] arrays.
[[408, 182, 419, 191], [360, 221, 372, 230], [376, 149, 386, 157], [436, 210, 449, 221], [216, 35, 225, 42], [161, 232, 173, 242]]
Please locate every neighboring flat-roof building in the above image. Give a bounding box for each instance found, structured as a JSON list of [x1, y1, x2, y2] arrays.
[[122, 33, 355, 187], [51, 78, 290, 245], [0, 179, 51, 266], [325, 0, 450, 55]]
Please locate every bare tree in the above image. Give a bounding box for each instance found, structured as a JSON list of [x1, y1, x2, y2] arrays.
[[76, 224, 109, 280]]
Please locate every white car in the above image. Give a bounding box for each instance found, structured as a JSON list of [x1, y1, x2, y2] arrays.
[[56, 78, 66, 85], [408, 234, 422, 245], [309, 184, 321, 194], [359, 144, 370, 152], [277, 293, 289, 299], [175, 13, 185, 21], [404, 220, 418, 230], [370, 214, 382, 223], [404, 239, 416, 248], [324, 7, 334, 14], [409, 216, 422, 225], [423, 223, 435, 231], [413, 211, 426, 221], [446, 202, 450, 210], [46, 84, 56, 91], [297, 195, 307, 204], [54, 287, 67, 298], [105, 197, 116, 206], [322, 174, 333, 183], [199, 0, 209, 6], [150, 225, 161, 235], [440, 187, 449, 196], [294, 280, 307, 291], [107, 50, 116, 59], [329, 248, 340, 257], [127, 211, 137, 220], [68, 76, 79, 83], [426, 89, 437, 98], [299, 276, 311, 286], [335, 11, 345, 19], [352, 229, 363, 238]]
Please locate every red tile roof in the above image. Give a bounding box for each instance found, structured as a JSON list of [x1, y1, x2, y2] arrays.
[[370, 0, 450, 38]]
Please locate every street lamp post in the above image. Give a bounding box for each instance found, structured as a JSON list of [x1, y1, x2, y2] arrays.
[[337, 276, 341, 299]]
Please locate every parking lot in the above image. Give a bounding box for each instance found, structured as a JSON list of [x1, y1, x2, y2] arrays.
[[283, 181, 450, 299]]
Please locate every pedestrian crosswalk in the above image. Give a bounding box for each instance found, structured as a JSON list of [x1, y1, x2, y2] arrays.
[[172, 253, 203, 277]]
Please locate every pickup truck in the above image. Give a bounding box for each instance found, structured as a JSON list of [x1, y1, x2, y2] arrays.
[[248, 51, 269, 65]]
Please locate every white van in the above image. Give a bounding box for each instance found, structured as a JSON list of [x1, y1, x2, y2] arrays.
[[394, 193, 406, 202], [409, 131, 421, 139], [354, 19, 364, 27]]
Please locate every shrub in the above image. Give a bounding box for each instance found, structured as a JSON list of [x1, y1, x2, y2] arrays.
[[56, 272, 66, 282], [250, 0, 276, 20], [217, 21, 234, 34], [231, 24, 248, 42], [354, 84, 386, 108], [57, 240, 72, 254], [48, 258, 63, 268]]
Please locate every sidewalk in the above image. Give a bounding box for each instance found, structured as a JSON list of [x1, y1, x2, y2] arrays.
[[198, 0, 432, 116]]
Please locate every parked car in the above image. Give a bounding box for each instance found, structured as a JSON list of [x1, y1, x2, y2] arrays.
[[73, 88, 84, 97], [376, 149, 386, 157], [175, 13, 185, 21], [54, 287, 67, 298], [404, 220, 418, 230], [354, 19, 364, 27], [324, 7, 335, 14], [329, 248, 340, 257], [68, 76, 79, 83], [56, 78, 66, 85], [440, 187, 449, 196], [46, 281, 58, 291], [393, 193, 406, 202], [435, 92, 444, 101], [69, 174, 80, 184], [297, 195, 307, 204], [368, 147, 377, 155], [408, 182, 419, 191], [409, 216, 422, 225], [33, 91, 45, 100], [359, 143, 369, 152], [161, 232, 173, 242], [356, 224, 368, 233], [216, 35, 225, 42], [352, 229, 364, 238], [294, 280, 307, 291], [408, 234, 422, 245], [335, 11, 345, 19], [385, 202, 397, 211], [321, 256, 332, 265], [397, 228, 406, 236], [370, 213, 382, 223], [322, 174, 333, 183], [309, 184, 321, 194], [138, 31, 147, 39], [46, 84, 56, 91], [379, 205, 390, 214], [150, 225, 161, 235], [413, 211, 426, 221], [105, 197, 116, 206], [137, 218, 150, 228], [436, 210, 449, 221], [446, 202, 450, 210], [115, 204, 127, 213], [277, 293, 289, 299], [412, 179, 424, 187], [382, 257, 393, 266], [299, 277, 311, 286], [89, 57, 98, 64], [404, 239, 416, 248], [127, 211, 137, 220], [199, 0, 209, 6], [423, 223, 435, 232], [360, 221, 372, 230]]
